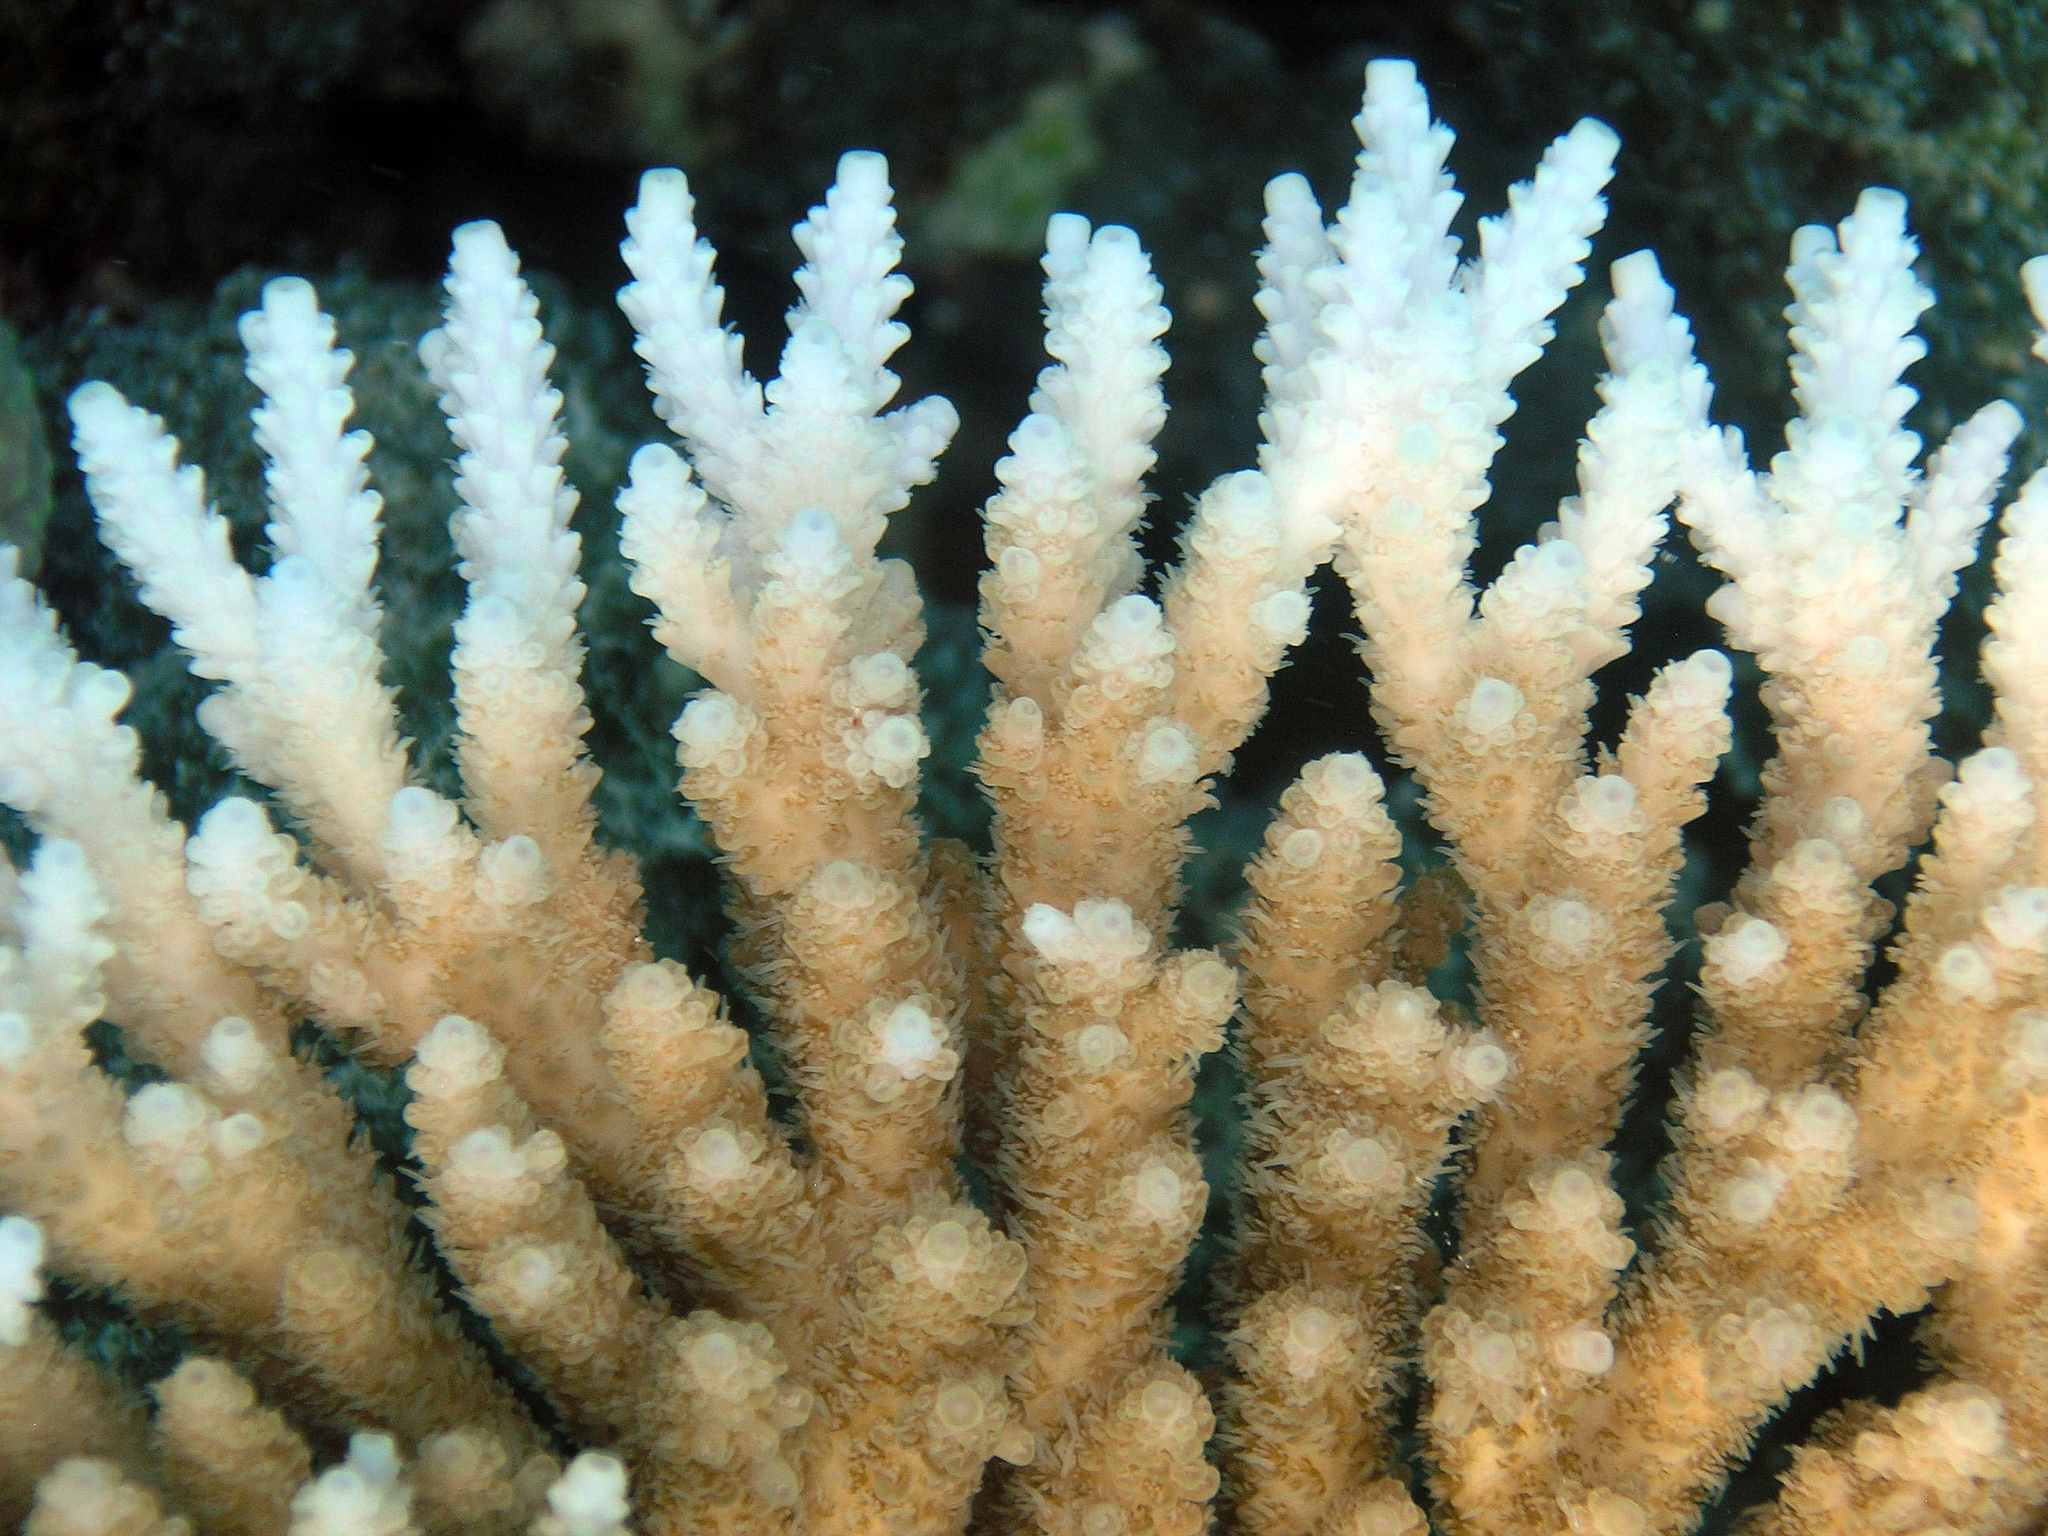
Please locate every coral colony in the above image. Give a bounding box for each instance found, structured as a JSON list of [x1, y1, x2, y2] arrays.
[[5, 58, 2048, 1536]]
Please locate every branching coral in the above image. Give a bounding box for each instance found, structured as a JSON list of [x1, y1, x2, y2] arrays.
[[3, 58, 2048, 1536]]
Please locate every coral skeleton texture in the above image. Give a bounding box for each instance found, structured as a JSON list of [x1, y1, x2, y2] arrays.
[[5, 56, 2048, 1536]]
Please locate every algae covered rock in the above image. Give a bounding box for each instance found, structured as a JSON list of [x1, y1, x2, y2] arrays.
[[0, 319, 52, 580]]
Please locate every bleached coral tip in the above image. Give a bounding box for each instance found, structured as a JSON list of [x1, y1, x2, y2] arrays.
[[65, 379, 128, 424], [0, 1214, 39, 1264], [259, 275, 319, 313], [627, 441, 684, 482], [676, 693, 746, 763], [28, 838, 91, 882], [1363, 57, 1420, 95], [812, 860, 873, 909], [413, 1015, 503, 1090], [1262, 171, 1315, 216], [833, 148, 890, 193], [450, 1126, 523, 1186], [350, 1432, 402, 1483], [1007, 412, 1068, 461], [778, 506, 849, 581], [1455, 1039, 1512, 1094], [201, 1015, 270, 1091], [1223, 467, 1272, 498], [419, 1013, 487, 1052], [637, 166, 689, 202], [199, 795, 272, 838], [1788, 222, 1835, 268], [1713, 916, 1787, 987], [0, 1215, 43, 1346], [451, 217, 504, 246], [1675, 649, 1733, 700], [1318, 752, 1379, 800], [1091, 223, 1142, 258], [1959, 745, 2022, 786], [124, 1082, 207, 1151], [386, 785, 459, 838], [1020, 903, 1076, 958], [1179, 956, 1236, 1010], [544, 1453, 630, 1536], [1565, 116, 1622, 164], [1044, 211, 1091, 262], [1462, 677, 1524, 738], [1849, 185, 1909, 234], [2023, 256, 2048, 351], [1975, 399, 2026, 442], [1609, 249, 1665, 295], [616, 960, 683, 1011]]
